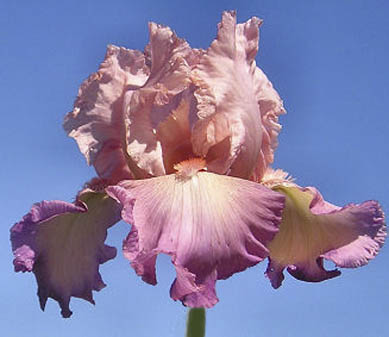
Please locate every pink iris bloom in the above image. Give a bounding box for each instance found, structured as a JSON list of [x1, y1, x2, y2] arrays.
[[11, 11, 385, 318]]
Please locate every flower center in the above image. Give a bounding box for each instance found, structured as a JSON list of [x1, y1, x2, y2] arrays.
[[174, 158, 207, 179]]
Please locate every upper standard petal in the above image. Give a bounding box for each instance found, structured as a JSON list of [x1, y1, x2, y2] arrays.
[[124, 23, 197, 177], [156, 96, 195, 173], [10, 190, 121, 317], [191, 11, 284, 179], [65, 13, 285, 180], [64, 45, 149, 183], [252, 69, 286, 181]]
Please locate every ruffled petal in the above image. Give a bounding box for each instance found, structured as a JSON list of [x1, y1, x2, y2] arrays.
[[191, 11, 267, 179], [252, 69, 286, 181], [10, 191, 121, 317], [124, 89, 166, 177], [125, 22, 196, 176], [144, 22, 194, 95], [106, 162, 284, 307], [265, 186, 386, 288], [64, 45, 149, 183]]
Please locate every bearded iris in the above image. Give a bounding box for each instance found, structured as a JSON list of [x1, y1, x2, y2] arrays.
[[10, 11, 385, 318]]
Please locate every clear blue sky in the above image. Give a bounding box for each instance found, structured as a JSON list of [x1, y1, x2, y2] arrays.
[[1, 1, 388, 336]]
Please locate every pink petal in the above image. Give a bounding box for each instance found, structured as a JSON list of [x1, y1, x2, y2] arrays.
[[191, 11, 281, 179], [10, 191, 121, 317], [156, 96, 196, 173], [265, 186, 386, 288], [144, 22, 194, 94], [125, 23, 197, 177], [123, 89, 166, 177], [252, 69, 286, 181], [64, 45, 149, 183], [106, 166, 284, 307]]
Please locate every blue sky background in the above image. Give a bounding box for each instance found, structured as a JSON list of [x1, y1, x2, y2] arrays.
[[1, 1, 388, 336]]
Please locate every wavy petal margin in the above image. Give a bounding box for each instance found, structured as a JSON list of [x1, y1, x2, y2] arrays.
[[252, 68, 286, 181], [265, 186, 386, 288], [125, 22, 195, 177], [191, 11, 284, 180], [10, 191, 121, 317], [107, 166, 284, 307], [64, 45, 149, 183]]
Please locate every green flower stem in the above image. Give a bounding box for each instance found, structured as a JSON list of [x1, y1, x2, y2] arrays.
[[185, 308, 206, 337]]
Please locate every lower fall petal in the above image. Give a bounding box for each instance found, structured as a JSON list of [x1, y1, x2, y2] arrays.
[[170, 267, 218, 308], [106, 163, 284, 307], [10, 191, 121, 317], [266, 186, 386, 288]]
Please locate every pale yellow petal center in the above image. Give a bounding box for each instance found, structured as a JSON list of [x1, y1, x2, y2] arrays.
[[268, 187, 357, 265]]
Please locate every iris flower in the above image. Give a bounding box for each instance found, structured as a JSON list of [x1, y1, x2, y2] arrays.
[[11, 11, 385, 318]]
